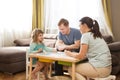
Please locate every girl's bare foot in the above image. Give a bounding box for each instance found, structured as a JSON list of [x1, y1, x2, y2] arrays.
[[45, 77, 51, 80], [44, 74, 51, 80], [31, 73, 37, 79]]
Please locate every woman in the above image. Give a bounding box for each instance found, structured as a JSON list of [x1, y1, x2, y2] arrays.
[[65, 17, 112, 80]]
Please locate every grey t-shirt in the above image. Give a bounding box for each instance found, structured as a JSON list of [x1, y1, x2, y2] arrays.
[[81, 32, 112, 68], [59, 28, 82, 52]]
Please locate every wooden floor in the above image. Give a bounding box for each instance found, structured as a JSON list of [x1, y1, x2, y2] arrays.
[[0, 71, 120, 80], [0, 71, 71, 80], [0, 71, 25, 80]]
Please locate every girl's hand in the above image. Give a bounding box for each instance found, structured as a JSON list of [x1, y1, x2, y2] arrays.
[[52, 48, 57, 53], [53, 49, 57, 53], [38, 48, 43, 53]]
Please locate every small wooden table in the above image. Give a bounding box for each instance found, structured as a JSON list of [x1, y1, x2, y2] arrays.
[[28, 52, 80, 80]]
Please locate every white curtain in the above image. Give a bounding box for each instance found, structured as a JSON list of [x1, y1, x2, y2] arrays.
[[0, 0, 32, 47], [44, 0, 112, 35]]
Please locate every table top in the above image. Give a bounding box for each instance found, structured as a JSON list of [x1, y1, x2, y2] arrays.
[[29, 52, 80, 63]]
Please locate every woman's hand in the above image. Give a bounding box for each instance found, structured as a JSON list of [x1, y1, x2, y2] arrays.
[[65, 50, 78, 58], [64, 50, 72, 56]]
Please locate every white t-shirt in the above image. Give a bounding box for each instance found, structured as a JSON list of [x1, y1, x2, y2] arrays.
[[81, 32, 112, 68]]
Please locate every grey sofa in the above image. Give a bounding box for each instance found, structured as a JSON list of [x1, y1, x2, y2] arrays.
[[102, 35, 120, 75], [0, 47, 27, 74]]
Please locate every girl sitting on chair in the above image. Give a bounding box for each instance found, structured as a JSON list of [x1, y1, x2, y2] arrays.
[[29, 29, 56, 80]]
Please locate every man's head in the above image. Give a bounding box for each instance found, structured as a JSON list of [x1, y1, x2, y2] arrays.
[[58, 18, 70, 35]]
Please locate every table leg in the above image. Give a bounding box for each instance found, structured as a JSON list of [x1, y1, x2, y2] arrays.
[[49, 63, 52, 78], [29, 57, 32, 80], [72, 62, 75, 80]]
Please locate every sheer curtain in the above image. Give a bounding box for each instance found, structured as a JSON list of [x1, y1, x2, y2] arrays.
[[0, 0, 32, 47], [44, 0, 112, 35]]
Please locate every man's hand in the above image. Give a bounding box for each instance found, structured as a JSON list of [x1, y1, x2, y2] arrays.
[[57, 45, 66, 51]]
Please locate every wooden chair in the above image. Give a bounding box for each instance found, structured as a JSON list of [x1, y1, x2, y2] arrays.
[[26, 49, 52, 80], [26, 49, 40, 80]]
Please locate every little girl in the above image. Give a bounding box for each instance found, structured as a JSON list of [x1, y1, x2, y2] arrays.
[[29, 29, 56, 80]]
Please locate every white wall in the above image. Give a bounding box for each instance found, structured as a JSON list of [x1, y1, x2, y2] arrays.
[[110, 0, 120, 41]]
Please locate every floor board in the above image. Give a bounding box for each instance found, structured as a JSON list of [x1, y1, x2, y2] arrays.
[[0, 71, 120, 80]]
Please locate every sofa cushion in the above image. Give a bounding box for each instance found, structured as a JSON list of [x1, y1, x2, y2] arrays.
[[108, 42, 120, 52], [43, 34, 57, 48], [14, 38, 31, 46], [0, 47, 28, 63], [44, 34, 57, 39], [43, 39, 56, 48], [102, 35, 113, 44]]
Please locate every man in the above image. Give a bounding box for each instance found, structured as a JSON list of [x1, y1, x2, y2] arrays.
[[54, 18, 82, 75]]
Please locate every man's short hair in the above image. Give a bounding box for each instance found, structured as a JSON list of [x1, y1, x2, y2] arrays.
[[58, 18, 69, 26]]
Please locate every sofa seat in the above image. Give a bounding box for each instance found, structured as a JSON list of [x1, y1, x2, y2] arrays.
[[0, 47, 28, 74]]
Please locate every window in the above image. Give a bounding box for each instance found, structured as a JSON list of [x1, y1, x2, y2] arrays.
[[0, 0, 32, 46], [44, 0, 111, 35]]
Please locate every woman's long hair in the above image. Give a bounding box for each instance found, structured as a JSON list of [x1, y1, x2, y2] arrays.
[[80, 17, 102, 39]]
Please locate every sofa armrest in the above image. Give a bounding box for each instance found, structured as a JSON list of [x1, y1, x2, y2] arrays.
[[108, 41, 120, 52]]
